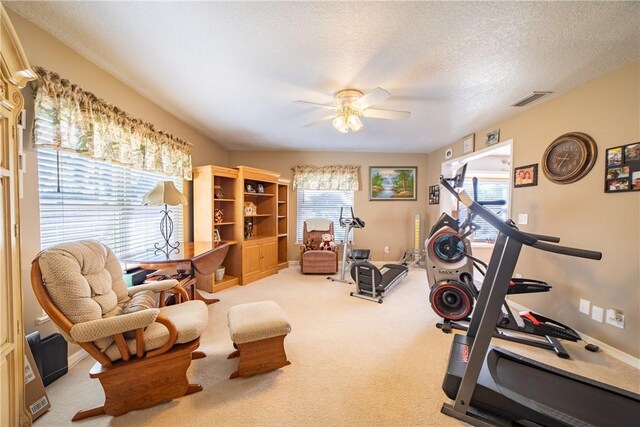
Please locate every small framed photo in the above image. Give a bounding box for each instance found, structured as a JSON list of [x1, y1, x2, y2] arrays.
[[632, 171, 640, 191], [257, 183, 265, 193], [607, 147, 623, 166], [428, 185, 440, 205], [514, 164, 538, 188], [625, 143, 640, 162], [213, 229, 221, 243], [607, 179, 630, 192], [486, 129, 500, 146], [462, 134, 475, 154], [606, 166, 629, 180]]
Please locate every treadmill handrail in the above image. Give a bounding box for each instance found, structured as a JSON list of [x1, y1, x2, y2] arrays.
[[520, 231, 560, 243], [440, 177, 602, 261]]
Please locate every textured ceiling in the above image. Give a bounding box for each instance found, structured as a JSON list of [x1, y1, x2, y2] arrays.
[[6, 1, 640, 153]]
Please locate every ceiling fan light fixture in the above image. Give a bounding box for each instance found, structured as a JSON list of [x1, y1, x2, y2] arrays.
[[332, 115, 349, 133], [348, 113, 363, 132], [300, 87, 408, 132]]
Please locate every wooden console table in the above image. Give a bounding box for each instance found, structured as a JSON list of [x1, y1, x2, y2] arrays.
[[121, 241, 230, 305]]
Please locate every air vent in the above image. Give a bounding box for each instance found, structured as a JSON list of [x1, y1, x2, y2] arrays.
[[511, 91, 553, 107]]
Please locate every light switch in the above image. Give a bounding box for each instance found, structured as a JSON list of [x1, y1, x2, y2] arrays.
[[579, 299, 590, 315], [517, 214, 528, 225], [592, 305, 604, 323]]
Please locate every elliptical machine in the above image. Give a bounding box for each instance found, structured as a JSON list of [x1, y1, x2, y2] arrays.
[[425, 165, 595, 358], [328, 207, 369, 284]]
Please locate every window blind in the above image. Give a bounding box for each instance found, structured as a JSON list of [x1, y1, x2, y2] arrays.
[[458, 176, 509, 243], [296, 190, 354, 242], [37, 148, 183, 257]]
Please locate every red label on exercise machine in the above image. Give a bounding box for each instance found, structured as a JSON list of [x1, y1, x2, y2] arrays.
[[461, 344, 470, 363]]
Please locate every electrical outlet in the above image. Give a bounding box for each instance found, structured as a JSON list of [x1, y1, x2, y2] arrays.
[[606, 309, 625, 329], [579, 299, 590, 315], [517, 214, 529, 225], [384, 245, 390, 254], [591, 305, 604, 323]]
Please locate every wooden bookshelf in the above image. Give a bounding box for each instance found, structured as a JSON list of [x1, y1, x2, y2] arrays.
[[194, 165, 289, 287], [277, 178, 290, 270], [236, 166, 280, 284], [193, 165, 241, 291]]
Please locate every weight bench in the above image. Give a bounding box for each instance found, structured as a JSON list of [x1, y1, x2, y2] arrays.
[[227, 301, 292, 379]]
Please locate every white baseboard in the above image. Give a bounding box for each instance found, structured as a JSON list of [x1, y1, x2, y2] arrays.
[[68, 349, 89, 369], [508, 300, 640, 368], [288, 260, 300, 267]]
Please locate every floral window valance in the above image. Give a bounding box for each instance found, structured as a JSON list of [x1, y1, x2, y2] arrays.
[[291, 165, 360, 191], [30, 67, 193, 180]]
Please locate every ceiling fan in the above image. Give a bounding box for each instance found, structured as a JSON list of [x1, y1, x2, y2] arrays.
[[295, 87, 410, 133]]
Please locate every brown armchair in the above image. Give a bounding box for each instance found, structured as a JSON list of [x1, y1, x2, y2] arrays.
[[30, 240, 208, 421], [300, 219, 339, 274]]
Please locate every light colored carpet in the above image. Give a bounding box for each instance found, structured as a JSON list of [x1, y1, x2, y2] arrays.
[[38, 267, 639, 426]]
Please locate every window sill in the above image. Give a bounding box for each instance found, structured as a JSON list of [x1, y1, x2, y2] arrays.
[[35, 314, 51, 325], [471, 242, 495, 249]]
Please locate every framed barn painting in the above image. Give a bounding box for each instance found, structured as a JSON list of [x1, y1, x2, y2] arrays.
[[369, 167, 417, 201]]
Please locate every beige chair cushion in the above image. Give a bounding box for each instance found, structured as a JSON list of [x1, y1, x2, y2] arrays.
[[104, 300, 208, 361], [39, 240, 129, 324], [228, 301, 291, 344]]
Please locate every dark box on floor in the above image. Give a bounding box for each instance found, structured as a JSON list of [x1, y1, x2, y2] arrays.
[[26, 331, 68, 386]]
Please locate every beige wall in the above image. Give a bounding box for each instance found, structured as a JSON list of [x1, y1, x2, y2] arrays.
[[427, 60, 640, 358], [227, 151, 429, 262], [8, 10, 227, 344]]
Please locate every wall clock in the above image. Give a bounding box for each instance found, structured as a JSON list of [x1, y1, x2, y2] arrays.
[[542, 132, 597, 184]]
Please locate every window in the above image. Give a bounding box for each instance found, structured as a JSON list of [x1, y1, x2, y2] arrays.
[[441, 141, 513, 245], [457, 174, 510, 243], [37, 148, 183, 257], [296, 190, 354, 242]]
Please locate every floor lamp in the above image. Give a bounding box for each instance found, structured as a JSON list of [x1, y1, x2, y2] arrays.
[[142, 181, 187, 258]]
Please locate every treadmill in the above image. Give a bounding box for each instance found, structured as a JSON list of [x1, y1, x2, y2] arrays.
[[438, 176, 640, 427]]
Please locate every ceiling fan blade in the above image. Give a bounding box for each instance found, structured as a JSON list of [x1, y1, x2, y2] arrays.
[[352, 87, 390, 110], [303, 114, 336, 127], [294, 100, 336, 110], [362, 108, 411, 120]]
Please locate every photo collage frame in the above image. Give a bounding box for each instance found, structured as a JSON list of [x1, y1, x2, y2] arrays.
[[605, 142, 640, 193], [428, 185, 440, 205]]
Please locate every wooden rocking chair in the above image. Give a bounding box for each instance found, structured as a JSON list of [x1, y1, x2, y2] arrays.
[[30, 240, 209, 421]]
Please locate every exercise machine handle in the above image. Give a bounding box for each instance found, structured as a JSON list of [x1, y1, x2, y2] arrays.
[[440, 177, 602, 261], [532, 240, 601, 260], [478, 200, 507, 207], [521, 231, 560, 243]]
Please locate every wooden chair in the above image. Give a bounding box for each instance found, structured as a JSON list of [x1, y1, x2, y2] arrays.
[[31, 240, 209, 421]]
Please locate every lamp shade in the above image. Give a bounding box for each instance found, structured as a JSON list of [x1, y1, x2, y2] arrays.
[[142, 181, 188, 206]]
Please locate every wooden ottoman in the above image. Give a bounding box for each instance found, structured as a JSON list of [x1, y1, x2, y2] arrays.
[[227, 301, 292, 379]]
